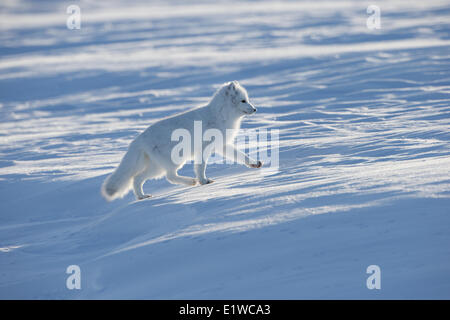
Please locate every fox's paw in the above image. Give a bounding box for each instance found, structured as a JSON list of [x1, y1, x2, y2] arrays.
[[199, 178, 214, 185], [249, 161, 263, 168], [137, 194, 152, 200]]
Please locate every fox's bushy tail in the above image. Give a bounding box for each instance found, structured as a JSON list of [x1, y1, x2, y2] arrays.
[[101, 143, 146, 201]]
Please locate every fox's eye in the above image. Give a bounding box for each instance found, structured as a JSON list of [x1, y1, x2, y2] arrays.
[[241, 100, 246, 103]]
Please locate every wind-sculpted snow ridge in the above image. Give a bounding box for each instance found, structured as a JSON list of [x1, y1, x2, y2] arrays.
[[0, 0, 449, 299]]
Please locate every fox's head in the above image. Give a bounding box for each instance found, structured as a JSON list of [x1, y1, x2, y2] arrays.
[[221, 81, 257, 115]]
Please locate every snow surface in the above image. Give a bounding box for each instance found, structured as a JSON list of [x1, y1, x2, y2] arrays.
[[0, 0, 449, 299]]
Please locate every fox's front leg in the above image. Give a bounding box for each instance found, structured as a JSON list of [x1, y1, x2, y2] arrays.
[[222, 144, 263, 168], [194, 151, 214, 185]]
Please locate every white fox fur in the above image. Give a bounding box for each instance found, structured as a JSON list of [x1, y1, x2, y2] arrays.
[[101, 81, 262, 201]]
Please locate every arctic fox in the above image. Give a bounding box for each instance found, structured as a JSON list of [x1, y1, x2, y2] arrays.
[[101, 81, 262, 201]]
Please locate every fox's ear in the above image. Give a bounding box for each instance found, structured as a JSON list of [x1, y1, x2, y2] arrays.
[[225, 81, 236, 96], [229, 81, 239, 89]]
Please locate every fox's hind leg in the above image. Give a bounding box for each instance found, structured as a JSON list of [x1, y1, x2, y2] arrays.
[[133, 170, 151, 200], [132, 158, 163, 200], [144, 146, 197, 187], [165, 169, 198, 186]]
